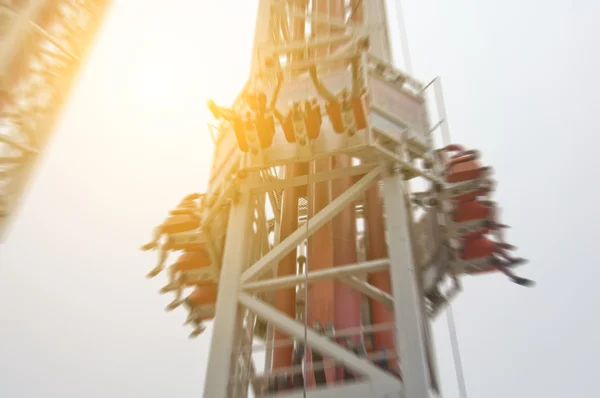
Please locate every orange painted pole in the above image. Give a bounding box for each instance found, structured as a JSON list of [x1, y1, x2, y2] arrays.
[[364, 185, 399, 370], [272, 164, 302, 370], [331, 154, 361, 380], [306, 157, 336, 385], [304, 0, 336, 387], [330, 0, 362, 384]]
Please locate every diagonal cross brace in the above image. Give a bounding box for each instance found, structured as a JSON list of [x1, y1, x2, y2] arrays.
[[241, 258, 389, 292], [238, 292, 400, 388], [340, 276, 394, 310], [240, 165, 383, 283]]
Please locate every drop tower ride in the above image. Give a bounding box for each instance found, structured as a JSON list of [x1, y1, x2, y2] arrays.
[[141, 1, 533, 397]]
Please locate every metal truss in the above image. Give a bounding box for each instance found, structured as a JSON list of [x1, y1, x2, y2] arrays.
[[191, 2, 452, 397], [0, 0, 110, 240], [131, 1, 532, 398], [138, 0, 530, 397], [201, 161, 437, 398]]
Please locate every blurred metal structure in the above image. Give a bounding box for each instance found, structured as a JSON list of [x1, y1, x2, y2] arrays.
[[0, 0, 110, 240], [139, 1, 533, 397]]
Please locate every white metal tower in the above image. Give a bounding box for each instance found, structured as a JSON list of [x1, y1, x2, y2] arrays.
[[203, 1, 437, 397], [141, 1, 532, 397]]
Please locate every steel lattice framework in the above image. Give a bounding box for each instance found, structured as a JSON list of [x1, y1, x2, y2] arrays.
[[0, 0, 110, 240], [0, 1, 531, 397], [141, 1, 531, 397]]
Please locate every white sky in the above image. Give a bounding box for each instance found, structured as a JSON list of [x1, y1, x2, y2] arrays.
[[1, 0, 599, 397]]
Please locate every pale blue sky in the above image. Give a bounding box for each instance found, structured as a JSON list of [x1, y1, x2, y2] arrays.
[[1, 1, 598, 397]]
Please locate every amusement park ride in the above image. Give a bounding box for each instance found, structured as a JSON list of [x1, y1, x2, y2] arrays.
[[0, 1, 534, 397]]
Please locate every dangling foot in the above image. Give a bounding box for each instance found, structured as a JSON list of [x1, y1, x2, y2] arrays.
[[159, 282, 178, 294], [146, 266, 163, 278], [510, 276, 535, 287], [183, 311, 196, 325], [497, 242, 516, 251], [506, 257, 528, 268], [165, 299, 182, 311], [141, 242, 156, 251], [141, 228, 162, 251], [189, 324, 206, 338]]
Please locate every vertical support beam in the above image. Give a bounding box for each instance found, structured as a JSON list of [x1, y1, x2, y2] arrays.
[[203, 183, 254, 398], [364, 182, 396, 361], [349, 0, 365, 23], [331, 154, 361, 381], [249, 0, 272, 78], [291, 0, 308, 66], [329, 0, 360, 382], [329, 0, 345, 53], [229, 310, 247, 398], [239, 311, 257, 397], [264, 185, 283, 375], [307, 156, 335, 384], [382, 167, 431, 398], [272, 164, 301, 370], [363, 0, 393, 62], [312, 0, 331, 59]]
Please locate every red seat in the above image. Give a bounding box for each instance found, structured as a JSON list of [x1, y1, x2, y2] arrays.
[[305, 98, 322, 140], [165, 238, 204, 252], [169, 199, 198, 215], [454, 187, 491, 203], [446, 160, 490, 183], [173, 250, 212, 271], [161, 214, 200, 234], [461, 237, 497, 260], [453, 200, 492, 223], [326, 99, 344, 134], [351, 94, 368, 130], [186, 284, 218, 308]]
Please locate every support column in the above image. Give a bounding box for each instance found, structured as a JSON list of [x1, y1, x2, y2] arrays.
[[331, 154, 361, 381], [364, 183, 396, 359], [272, 164, 301, 370], [307, 156, 335, 384], [382, 167, 431, 398], [203, 181, 254, 398]]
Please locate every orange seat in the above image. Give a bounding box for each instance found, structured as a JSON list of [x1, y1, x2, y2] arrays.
[[186, 284, 218, 308], [326, 99, 344, 134], [454, 188, 491, 203], [281, 111, 296, 143], [169, 199, 198, 215], [461, 237, 497, 260], [453, 200, 492, 223], [232, 116, 249, 152], [161, 214, 200, 234], [165, 239, 204, 252], [256, 114, 276, 148], [351, 94, 367, 130], [173, 250, 212, 271], [462, 228, 491, 242], [446, 160, 490, 183], [305, 98, 322, 140], [441, 144, 465, 152], [448, 152, 478, 166], [469, 266, 497, 275]]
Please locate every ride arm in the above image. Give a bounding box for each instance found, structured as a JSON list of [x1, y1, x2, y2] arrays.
[[207, 100, 237, 122], [309, 64, 336, 102]]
